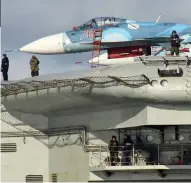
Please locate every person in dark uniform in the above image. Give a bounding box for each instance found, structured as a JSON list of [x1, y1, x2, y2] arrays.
[[1, 54, 9, 81], [108, 135, 119, 166], [122, 134, 134, 165], [170, 30, 180, 56], [144, 45, 151, 56]]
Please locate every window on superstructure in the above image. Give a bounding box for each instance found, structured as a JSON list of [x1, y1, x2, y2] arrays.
[[26, 175, 43, 182], [0, 143, 17, 152], [52, 174, 57, 182]]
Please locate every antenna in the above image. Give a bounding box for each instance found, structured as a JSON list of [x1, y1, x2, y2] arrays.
[[5, 49, 19, 53], [156, 15, 162, 23]]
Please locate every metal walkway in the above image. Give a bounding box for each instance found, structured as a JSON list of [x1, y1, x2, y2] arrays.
[[90, 165, 191, 172]]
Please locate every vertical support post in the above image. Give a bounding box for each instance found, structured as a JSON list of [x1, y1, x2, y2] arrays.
[[180, 145, 183, 163], [158, 144, 160, 165], [119, 129, 121, 144], [107, 148, 109, 166], [119, 148, 121, 166], [132, 145, 135, 166], [100, 145, 101, 167]]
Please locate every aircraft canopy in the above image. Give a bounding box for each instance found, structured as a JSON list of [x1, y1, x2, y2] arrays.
[[79, 17, 126, 29]]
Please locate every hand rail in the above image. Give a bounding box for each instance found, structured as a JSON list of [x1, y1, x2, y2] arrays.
[[89, 144, 191, 167]]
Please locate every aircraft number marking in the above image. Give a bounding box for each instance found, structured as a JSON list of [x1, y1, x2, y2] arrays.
[[80, 30, 95, 40], [88, 30, 95, 39]]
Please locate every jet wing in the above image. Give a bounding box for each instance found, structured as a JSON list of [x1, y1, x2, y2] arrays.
[[100, 38, 169, 47]]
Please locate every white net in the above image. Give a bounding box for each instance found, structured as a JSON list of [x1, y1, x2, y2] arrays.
[[1, 75, 150, 97]]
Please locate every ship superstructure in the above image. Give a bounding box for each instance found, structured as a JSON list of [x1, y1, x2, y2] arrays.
[[1, 56, 191, 182]]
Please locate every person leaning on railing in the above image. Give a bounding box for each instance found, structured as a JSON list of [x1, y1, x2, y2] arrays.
[[122, 134, 134, 165], [108, 135, 119, 166]]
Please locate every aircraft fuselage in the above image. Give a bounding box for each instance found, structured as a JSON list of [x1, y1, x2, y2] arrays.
[[18, 17, 191, 55]]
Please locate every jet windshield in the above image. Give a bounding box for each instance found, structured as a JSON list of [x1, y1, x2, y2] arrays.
[[79, 17, 126, 29]]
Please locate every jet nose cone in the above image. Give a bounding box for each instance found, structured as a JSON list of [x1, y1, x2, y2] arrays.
[[19, 33, 65, 54]]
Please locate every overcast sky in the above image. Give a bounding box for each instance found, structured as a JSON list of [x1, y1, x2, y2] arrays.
[[1, 0, 191, 80]]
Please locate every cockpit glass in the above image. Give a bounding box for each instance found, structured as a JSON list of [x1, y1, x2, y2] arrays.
[[80, 20, 94, 28], [79, 17, 125, 29]]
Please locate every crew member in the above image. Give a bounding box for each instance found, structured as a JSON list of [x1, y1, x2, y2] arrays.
[[30, 55, 40, 77], [108, 135, 119, 166], [170, 30, 180, 56], [144, 45, 151, 56], [1, 54, 9, 81], [122, 134, 133, 165]]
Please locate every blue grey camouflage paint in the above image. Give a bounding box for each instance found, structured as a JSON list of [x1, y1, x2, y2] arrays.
[[63, 17, 191, 53]]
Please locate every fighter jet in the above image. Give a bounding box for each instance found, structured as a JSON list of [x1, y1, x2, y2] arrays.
[[18, 17, 191, 56]]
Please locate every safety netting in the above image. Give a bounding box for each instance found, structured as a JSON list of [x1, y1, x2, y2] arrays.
[[1, 74, 150, 97]]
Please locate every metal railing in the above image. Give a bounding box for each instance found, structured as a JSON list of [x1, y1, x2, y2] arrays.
[[136, 56, 191, 66], [1, 75, 150, 97], [90, 144, 191, 168]]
